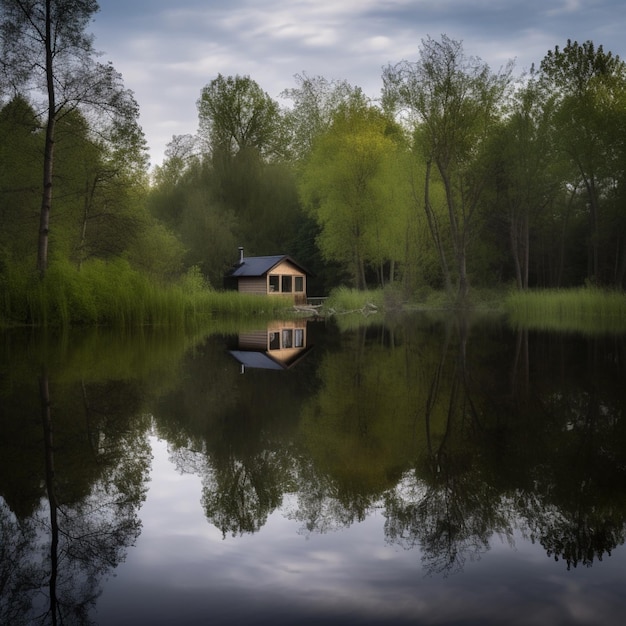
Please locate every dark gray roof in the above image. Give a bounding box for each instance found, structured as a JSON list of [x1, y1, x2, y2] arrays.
[[228, 350, 285, 370], [228, 346, 313, 370], [227, 255, 308, 278]]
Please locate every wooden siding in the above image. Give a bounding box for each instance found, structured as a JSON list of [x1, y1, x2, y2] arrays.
[[270, 260, 303, 276], [237, 277, 267, 295], [238, 319, 307, 353], [238, 330, 268, 350]]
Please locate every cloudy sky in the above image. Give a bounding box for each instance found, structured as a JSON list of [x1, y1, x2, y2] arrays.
[[90, 0, 623, 167]]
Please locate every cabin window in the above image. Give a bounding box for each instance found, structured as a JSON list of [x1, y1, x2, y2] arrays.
[[294, 328, 304, 348], [269, 275, 279, 292], [282, 329, 293, 348], [294, 276, 304, 292], [281, 275, 292, 293], [269, 332, 280, 350]]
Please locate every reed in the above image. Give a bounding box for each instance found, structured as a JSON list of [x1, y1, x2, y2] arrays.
[[0, 259, 296, 329], [505, 287, 626, 334], [324, 286, 384, 314]]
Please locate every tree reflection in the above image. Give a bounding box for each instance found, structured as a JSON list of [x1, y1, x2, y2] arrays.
[[0, 500, 39, 624], [154, 334, 307, 537], [293, 324, 416, 533], [154, 323, 626, 570], [0, 330, 156, 625], [514, 362, 626, 569], [202, 442, 292, 537], [383, 316, 514, 575], [2, 317, 621, 607], [26, 372, 152, 625]]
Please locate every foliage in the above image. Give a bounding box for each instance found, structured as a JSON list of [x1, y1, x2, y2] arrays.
[[197, 73, 285, 161], [0, 96, 41, 262], [2, 3, 626, 325], [505, 287, 626, 334], [539, 40, 626, 287], [280, 72, 365, 162], [299, 98, 409, 288], [0, 0, 147, 275], [325, 286, 384, 314], [383, 35, 514, 302], [0, 257, 302, 328]]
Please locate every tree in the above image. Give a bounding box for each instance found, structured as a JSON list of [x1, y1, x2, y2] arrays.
[[539, 40, 626, 286], [0, 0, 145, 275], [487, 76, 564, 289], [300, 98, 407, 289], [383, 35, 513, 302], [194, 74, 301, 259], [197, 73, 285, 162], [0, 95, 42, 262], [281, 72, 364, 162]]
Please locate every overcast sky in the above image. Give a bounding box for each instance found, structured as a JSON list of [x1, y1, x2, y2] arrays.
[[90, 0, 624, 167]]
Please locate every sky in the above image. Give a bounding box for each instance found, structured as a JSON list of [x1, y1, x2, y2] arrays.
[[90, 0, 624, 168]]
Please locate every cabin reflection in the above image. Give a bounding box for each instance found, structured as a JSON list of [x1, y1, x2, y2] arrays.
[[229, 319, 313, 372]]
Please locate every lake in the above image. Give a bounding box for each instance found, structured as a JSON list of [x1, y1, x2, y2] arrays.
[[1, 312, 625, 626]]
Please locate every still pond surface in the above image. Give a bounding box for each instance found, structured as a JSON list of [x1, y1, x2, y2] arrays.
[[1, 313, 625, 626]]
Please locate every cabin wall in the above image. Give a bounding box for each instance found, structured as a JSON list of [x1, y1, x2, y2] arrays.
[[267, 260, 307, 302], [237, 277, 267, 295]]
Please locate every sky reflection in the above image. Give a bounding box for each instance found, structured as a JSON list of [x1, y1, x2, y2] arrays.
[[92, 436, 626, 626]]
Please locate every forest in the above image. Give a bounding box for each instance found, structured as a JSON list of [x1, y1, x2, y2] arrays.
[[1, 1, 626, 326]]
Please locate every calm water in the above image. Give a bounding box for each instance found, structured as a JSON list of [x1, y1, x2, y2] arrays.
[[1, 313, 625, 626]]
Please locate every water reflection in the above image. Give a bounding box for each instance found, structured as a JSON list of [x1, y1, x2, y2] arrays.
[[229, 318, 314, 371], [0, 339, 156, 624], [1, 318, 625, 624]]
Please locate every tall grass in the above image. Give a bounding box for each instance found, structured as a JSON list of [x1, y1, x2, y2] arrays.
[[0, 259, 297, 329], [505, 287, 626, 334], [324, 286, 384, 314]]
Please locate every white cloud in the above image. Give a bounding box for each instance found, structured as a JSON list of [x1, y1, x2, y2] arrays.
[[92, 0, 626, 166]]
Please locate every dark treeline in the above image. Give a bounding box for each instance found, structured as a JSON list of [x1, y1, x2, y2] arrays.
[[1, 0, 625, 310], [2, 318, 626, 622], [149, 37, 626, 299]]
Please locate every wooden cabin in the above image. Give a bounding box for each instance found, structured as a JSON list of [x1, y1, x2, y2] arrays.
[[224, 247, 309, 304], [229, 319, 312, 371]]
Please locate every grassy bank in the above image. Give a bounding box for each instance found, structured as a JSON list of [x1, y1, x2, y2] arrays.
[[3, 261, 624, 334], [323, 286, 385, 314], [504, 287, 626, 334], [0, 259, 297, 328]]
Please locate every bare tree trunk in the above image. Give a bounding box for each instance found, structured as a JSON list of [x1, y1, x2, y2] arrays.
[[522, 212, 529, 289], [37, 0, 55, 277], [510, 210, 523, 290], [423, 159, 452, 295], [40, 370, 59, 624]]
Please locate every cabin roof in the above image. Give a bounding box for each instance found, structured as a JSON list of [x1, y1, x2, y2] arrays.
[[227, 255, 309, 278], [228, 350, 286, 370], [228, 345, 313, 370]]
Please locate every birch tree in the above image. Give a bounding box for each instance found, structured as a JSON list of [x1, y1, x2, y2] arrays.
[[383, 35, 512, 302], [0, 0, 143, 275]]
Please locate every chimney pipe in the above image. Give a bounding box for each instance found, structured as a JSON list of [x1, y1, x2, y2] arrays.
[[238, 246, 244, 263]]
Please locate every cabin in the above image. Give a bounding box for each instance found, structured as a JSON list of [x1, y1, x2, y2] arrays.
[[224, 247, 310, 304], [229, 319, 312, 372]]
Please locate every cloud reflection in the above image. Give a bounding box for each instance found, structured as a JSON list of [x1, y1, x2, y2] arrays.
[[92, 437, 626, 626]]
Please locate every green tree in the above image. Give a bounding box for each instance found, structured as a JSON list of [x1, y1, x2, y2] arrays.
[[486, 76, 565, 289], [0, 0, 144, 275], [300, 99, 407, 288], [0, 96, 42, 263], [539, 40, 626, 286], [383, 35, 513, 302], [194, 74, 301, 259], [197, 73, 285, 162], [281, 72, 364, 162]]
